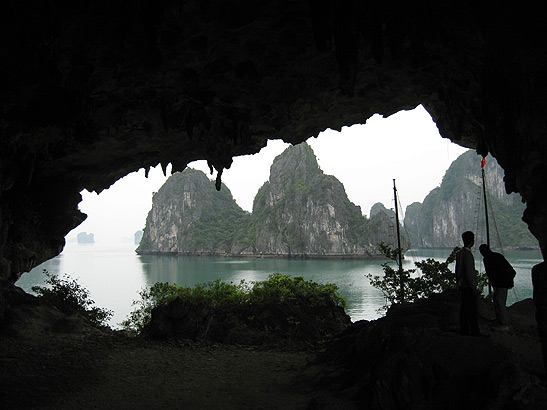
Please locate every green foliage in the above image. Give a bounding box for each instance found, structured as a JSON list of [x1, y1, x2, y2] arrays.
[[32, 269, 113, 328], [282, 225, 305, 252], [367, 262, 415, 308], [412, 250, 459, 297], [249, 273, 347, 309], [121, 273, 346, 335], [119, 279, 251, 333], [367, 244, 489, 311], [378, 242, 405, 261]]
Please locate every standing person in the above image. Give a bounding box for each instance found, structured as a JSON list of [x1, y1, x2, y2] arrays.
[[532, 261, 547, 374], [455, 231, 481, 336], [479, 244, 516, 331]]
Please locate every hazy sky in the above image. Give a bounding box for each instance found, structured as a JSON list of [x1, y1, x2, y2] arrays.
[[69, 105, 469, 244]]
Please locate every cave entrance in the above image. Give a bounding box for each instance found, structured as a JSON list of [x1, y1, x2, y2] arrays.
[[16, 105, 468, 327]]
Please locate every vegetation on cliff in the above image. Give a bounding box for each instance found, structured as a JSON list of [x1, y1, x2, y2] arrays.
[[237, 143, 381, 255], [137, 169, 249, 254]]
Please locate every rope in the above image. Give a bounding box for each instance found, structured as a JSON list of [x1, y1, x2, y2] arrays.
[[394, 189, 419, 261], [479, 158, 521, 300], [473, 168, 486, 249], [482, 171, 504, 252], [481, 162, 511, 254], [473, 177, 487, 276]]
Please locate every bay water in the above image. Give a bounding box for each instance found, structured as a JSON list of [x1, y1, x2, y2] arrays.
[[16, 243, 543, 328]]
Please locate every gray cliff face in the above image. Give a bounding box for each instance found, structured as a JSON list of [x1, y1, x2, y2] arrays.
[[236, 143, 396, 257], [404, 150, 536, 249], [138, 169, 247, 254]]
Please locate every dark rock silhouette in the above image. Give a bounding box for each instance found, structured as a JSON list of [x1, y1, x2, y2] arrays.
[[145, 294, 351, 347], [316, 291, 547, 409]]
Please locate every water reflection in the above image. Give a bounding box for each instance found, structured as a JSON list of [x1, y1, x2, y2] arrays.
[[16, 255, 63, 290], [19, 243, 149, 327]]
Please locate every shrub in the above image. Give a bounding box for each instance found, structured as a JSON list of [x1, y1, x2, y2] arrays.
[[32, 269, 113, 328], [249, 273, 346, 309], [367, 244, 489, 311], [120, 279, 250, 334], [121, 273, 347, 338]]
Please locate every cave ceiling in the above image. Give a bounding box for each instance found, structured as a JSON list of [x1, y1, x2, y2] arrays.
[[1, 0, 547, 282]]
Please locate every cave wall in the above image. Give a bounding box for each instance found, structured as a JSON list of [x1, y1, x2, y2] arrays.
[[1, 0, 547, 285]]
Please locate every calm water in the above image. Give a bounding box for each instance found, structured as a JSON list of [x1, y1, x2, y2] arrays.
[[16, 243, 543, 328]]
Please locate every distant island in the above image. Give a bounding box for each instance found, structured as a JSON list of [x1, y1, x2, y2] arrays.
[[137, 143, 403, 258], [77, 232, 95, 244], [134, 230, 143, 245]]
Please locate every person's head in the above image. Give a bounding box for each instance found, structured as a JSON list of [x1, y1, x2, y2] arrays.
[[479, 244, 490, 256], [461, 231, 474, 248]]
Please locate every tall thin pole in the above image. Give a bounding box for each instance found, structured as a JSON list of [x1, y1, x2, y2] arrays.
[[393, 179, 404, 303], [481, 157, 492, 297], [481, 167, 491, 247]]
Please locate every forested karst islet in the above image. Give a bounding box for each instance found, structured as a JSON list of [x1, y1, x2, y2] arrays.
[[138, 143, 401, 257]]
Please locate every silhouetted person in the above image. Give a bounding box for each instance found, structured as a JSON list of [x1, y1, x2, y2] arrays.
[[532, 261, 547, 374], [479, 244, 516, 331], [455, 231, 481, 336]]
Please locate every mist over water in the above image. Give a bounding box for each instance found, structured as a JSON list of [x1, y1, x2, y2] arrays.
[[17, 243, 541, 329]]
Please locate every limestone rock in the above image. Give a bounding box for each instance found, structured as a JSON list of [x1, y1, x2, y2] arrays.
[[404, 150, 536, 249], [137, 168, 247, 254], [237, 142, 404, 257], [134, 230, 143, 245], [76, 232, 95, 244], [370, 202, 396, 220], [139, 142, 401, 257]]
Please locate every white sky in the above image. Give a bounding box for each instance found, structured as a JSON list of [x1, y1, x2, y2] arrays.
[[68, 105, 469, 244]]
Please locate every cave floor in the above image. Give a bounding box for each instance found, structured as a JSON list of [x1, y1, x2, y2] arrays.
[[0, 328, 354, 410], [1, 297, 546, 410]]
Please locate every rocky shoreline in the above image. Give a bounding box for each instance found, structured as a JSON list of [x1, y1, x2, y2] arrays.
[[135, 249, 386, 260]]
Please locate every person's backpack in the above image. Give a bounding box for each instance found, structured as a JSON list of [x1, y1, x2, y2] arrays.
[[505, 263, 516, 289]]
